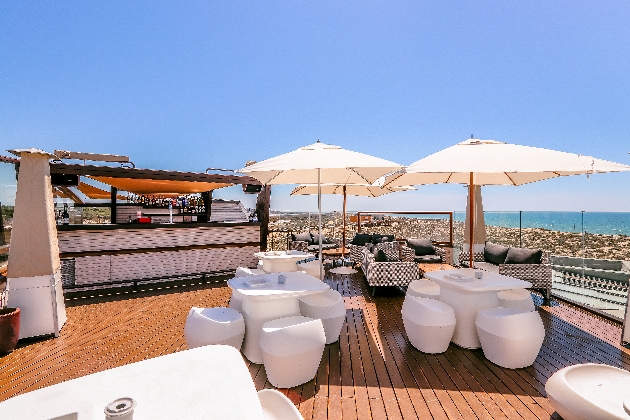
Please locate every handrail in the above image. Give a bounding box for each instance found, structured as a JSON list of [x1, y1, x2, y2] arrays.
[[356, 211, 454, 245]]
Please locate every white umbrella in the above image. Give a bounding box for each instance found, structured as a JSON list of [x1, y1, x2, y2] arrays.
[[291, 183, 415, 255], [239, 141, 402, 279], [387, 138, 630, 267]]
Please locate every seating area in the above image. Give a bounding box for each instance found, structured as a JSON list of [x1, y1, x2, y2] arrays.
[[360, 241, 420, 295], [290, 232, 340, 253], [1, 270, 629, 419], [460, 241, 553, 298]]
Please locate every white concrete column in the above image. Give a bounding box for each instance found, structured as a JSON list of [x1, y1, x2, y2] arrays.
[[6, 148, 66, 339]]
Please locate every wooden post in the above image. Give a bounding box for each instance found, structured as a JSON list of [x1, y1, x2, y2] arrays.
[[202, 191, 213, 222], [110, 187, 117, 224], [0, 200, 4, 246], [468, 173, 474, 269], [256, 185, 271, 251], [342, 185, 347, 257]]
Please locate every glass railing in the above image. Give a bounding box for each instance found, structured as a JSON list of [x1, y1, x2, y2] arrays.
[[453, 211, 630, 320]]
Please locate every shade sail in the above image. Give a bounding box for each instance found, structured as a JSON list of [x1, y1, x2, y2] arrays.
[[77, 182, 126, 200], [238, 141, 402, 185], [387, 139, 630, 187], [88, 176, 233, 195]]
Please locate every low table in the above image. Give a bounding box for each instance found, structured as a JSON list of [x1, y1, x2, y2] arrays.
[[227, 271, 330, 363], [0, 346, 265, 420], [425, 268, 532, 349], [329, 266, 357, 278], [254, 250, 313, 273]]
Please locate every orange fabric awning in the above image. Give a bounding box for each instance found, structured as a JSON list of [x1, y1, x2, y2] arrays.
[[89, 176, 232, 194], [77, 182, 126, 200]]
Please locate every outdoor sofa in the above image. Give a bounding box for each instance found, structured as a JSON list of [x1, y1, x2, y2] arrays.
[[459, 241, 552, 298], [361, 241, 420, 296], [403, 238, 447, 264], [289, 232, 340, 253], [347, 232, 396, 265]]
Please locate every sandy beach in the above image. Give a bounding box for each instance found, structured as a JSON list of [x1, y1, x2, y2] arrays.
[[269, 213, 630, 261]]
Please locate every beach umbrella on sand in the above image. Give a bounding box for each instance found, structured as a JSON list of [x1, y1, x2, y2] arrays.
[[290, 183, 415, 256], [386, 138, 630, 268], [238, 141, 402, 279]]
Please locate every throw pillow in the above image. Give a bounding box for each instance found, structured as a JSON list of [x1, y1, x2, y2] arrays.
[[311, 233, 331, 245], [372, 233, 395, 244], [351, 233, 372, 246], [505, 247, 543, 264], [406, 238, 435, 256], [293, 232, 314, 244], [374, 249, 388, 262], [484, 241, 509, 265]]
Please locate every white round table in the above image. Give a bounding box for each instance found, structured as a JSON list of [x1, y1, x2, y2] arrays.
[[254, 251, 314, 273]]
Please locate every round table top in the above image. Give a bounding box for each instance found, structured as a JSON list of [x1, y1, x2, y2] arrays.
[[254, 251, 313, 261]]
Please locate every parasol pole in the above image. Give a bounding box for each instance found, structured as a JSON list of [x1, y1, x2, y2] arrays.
[[342, 185, 347, 258], [469, 172, 475, 269], [318, 168, 323, 280]]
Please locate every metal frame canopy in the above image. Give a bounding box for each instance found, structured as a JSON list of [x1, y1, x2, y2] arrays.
[[49, 163, 261, 195]]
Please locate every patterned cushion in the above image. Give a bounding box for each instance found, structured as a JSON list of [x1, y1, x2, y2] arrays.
[[351, 233, 372, 246], [374, 249, 388, 262], [406, 238, 435, 256], [374, 241, 399, 262], [505, 247, 543, 264], [312, 233, 333, 245], [484, 242, 509, 265]]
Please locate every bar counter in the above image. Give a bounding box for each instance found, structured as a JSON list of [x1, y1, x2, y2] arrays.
[[57, 222, 261, 288]]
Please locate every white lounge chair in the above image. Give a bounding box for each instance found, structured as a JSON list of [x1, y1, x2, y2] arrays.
[[257, 389, 304, 420], [402, 295, 456, 353], [475, 307, 545, 369], [184, 307, 245, 350], [259, 316, 326, 388], [298, 289, 346, 344]]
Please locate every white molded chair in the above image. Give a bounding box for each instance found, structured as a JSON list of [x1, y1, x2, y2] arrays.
[[259, 316, 326, 388], [297, 260, 323, 279], [545, 363, 630, 420], [184, 307, 245, 350], [298, 289, 346, 344], [475, 307, 545, 369], [497, 288, 535, 312], [236, 267, 266, 277], [257, 389, 304, 420], [401, 295, 456, 353], [407, 279, 440, 299]]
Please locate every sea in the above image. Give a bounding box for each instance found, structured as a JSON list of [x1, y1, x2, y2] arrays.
[[451, 211, 630, 236]]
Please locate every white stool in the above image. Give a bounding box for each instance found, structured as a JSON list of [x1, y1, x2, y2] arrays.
[[475, 307, 545, 369], [236, 267, 266, 277], [401, 295, 456, 353], [298, 289, 346, 344], [259, 316, 326, 388], [546, 363, 630, 420], [228, 290, 243, 313], [497, 289, 535, 312], [184, 307, 245, 350], [297, 260, 322, 279], [407, 279, 440, 299], [257, 389, 304, 420]]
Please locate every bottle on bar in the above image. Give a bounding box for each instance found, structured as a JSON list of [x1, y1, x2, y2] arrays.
[[62, 203, 70, 225]]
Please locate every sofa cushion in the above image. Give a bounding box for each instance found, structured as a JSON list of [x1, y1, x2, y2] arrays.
[[505, 247, 543, 264], [374, 249, 388, 262], [406, 238, 435, 256], [484, 242, 509, 265], [372, 233, 395, 244], [292, 232, 313, 244], [351, 233, 372, 246], [307, 243, 337, 252]]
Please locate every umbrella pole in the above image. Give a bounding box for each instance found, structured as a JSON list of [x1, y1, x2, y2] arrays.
[[318, 168, 323, 280], [342, 185, 347, 258], [469, 173, 475, 269]]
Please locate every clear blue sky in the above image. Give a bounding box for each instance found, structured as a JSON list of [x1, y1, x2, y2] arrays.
[[1, 1, 629, 212]]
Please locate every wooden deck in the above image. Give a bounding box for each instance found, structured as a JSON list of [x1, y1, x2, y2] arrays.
[[1, 270, 630, 419]]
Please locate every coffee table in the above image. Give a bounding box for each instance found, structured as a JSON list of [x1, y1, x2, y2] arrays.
[[227, 271, 330, 363], [424, 268, 532, 349], [0, 345, 264, 419]]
